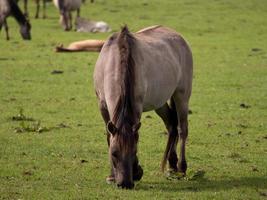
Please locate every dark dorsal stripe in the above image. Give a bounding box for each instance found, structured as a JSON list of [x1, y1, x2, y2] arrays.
[[9, 0, 28, 25]]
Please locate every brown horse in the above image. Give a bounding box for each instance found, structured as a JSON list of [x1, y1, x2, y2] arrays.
[[34, 0, 48, 19], [55, 39, 105, 52], [16, 0, 48, 18], [94, 25, 193, 189]]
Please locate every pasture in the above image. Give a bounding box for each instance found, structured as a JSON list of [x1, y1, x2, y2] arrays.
[[0, 0, 267, 199]]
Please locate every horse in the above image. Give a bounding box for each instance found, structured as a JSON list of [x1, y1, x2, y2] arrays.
[[34, 0, 48, 19], [94, 25, 193, 189], [0, 0, 31, 40], [53, 0, 82, 31], [17, 0, 48, 19], [55, 39, 105, 52]]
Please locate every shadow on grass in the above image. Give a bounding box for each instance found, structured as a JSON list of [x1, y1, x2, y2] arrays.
[[136, 176, 267, 192]]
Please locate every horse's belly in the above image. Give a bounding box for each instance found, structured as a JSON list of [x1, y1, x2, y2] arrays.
[[142, 84, 176, 112], [53, 0, 81, 10], [66, 0, 82, 10]]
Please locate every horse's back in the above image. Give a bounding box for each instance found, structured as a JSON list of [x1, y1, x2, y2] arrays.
[[135, 25, 192, 70]]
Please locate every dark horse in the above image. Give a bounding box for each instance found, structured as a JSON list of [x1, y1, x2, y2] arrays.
[[94, 25, 193, 189], [0, 0, 31, 40], [19, 0, 49, 19]]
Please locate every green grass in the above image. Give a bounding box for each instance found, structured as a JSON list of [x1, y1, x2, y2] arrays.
[[0, 0, 267, 199]]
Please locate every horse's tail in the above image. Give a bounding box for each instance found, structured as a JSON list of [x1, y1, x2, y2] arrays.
[[161, 99, 179, 172]]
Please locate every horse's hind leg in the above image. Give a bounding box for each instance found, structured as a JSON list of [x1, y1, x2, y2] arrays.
[[77, 8, 80, 18], [172, 92, 190, 174], [24, 0, 28, 17], [68, 12, 72, 30], [61, 12, 69, 31], [35, 0, 40, 18], [155, 101, 179, 172], [42, 0, 46, 19], [3, 19, 9, 40]]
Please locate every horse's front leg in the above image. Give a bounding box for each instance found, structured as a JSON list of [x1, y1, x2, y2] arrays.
[[42, 0, 46, 19], [99, 101, 115, 183], [99, 101, 110, 144]]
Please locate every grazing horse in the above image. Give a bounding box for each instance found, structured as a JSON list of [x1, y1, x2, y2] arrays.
[[0, 0, 31, 40], [53, 0, 82, 31], [94, 25, 193, 189]]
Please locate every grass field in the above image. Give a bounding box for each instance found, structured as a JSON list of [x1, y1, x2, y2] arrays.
[[0, 0, 267, 199]]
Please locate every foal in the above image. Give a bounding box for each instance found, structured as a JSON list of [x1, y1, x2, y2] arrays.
[[53, 0, 82, 31], [0, 0, 31, 40]]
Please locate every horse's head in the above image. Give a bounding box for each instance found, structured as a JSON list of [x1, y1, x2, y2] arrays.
[[107, 121, 143, 189], [20, 20, 31, 40]]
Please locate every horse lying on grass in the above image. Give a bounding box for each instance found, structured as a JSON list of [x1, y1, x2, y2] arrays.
[[55, 39, 105, 52]]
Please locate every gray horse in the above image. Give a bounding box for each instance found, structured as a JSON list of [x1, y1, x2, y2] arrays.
[[53, 0, 82, 31], [94, 25, 193, 189]]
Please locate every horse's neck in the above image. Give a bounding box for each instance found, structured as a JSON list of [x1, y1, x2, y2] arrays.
[[9, 0, 27, 26]]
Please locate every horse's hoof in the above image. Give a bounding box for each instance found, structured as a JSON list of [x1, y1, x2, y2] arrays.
[[106, 176, 115, 184], [166, 169, 185, 180], [133, 165, 143, 181]]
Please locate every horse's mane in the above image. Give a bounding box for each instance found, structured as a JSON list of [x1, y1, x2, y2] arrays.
[[112, 26, 137, 152], [9, 0, 28, 25]]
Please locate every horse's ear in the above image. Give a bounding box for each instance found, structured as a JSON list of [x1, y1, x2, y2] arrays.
[[132, 122, 141, 133], [107, 121, 117, 135]]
